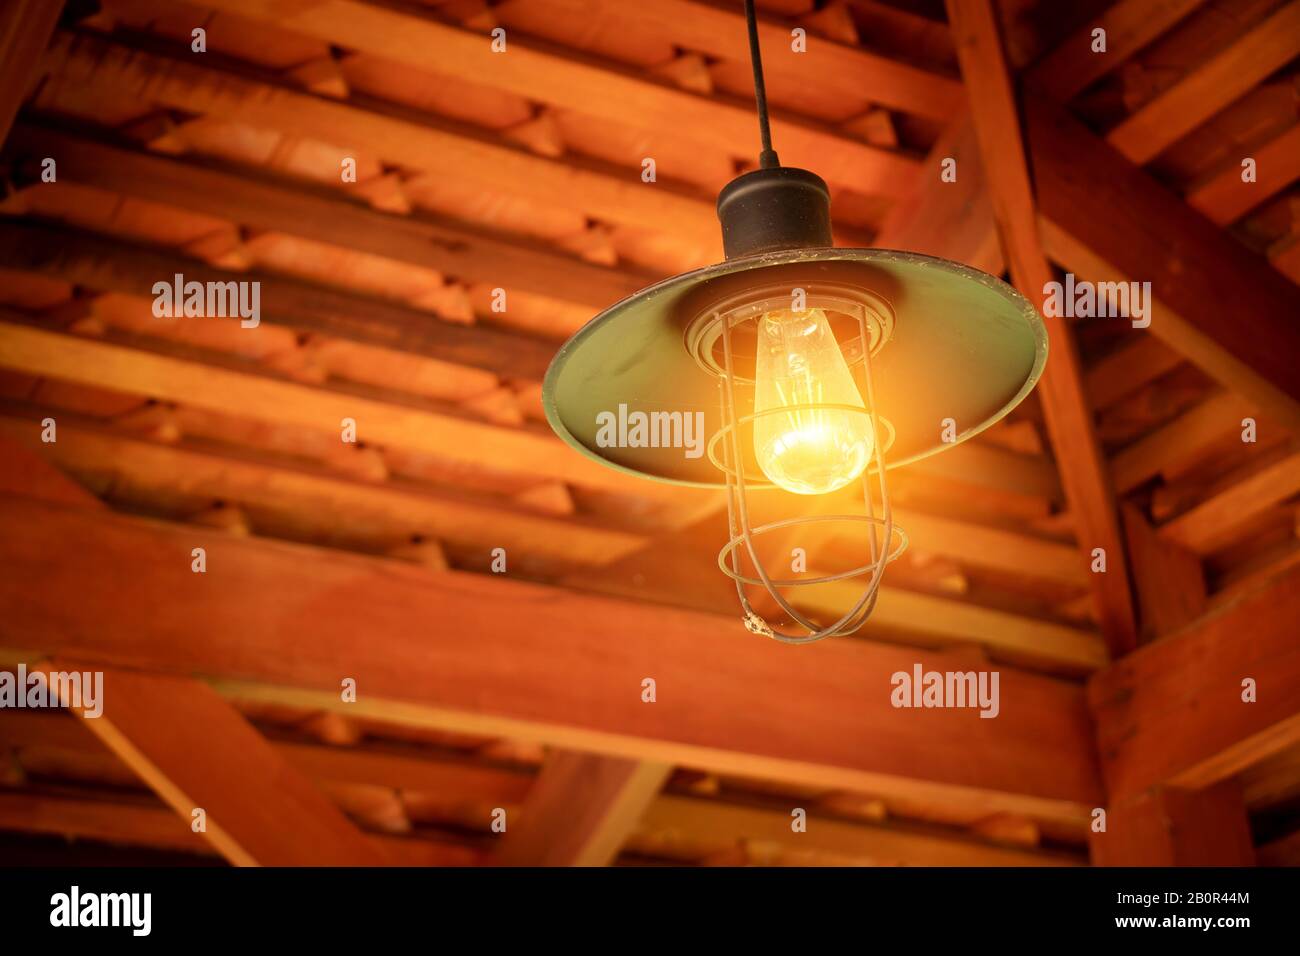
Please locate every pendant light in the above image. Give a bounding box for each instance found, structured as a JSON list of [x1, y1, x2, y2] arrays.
[[543, 0, 1046, 643]]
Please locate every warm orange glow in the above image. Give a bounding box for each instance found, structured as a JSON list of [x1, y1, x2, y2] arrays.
[[752, 307, 873, 495]]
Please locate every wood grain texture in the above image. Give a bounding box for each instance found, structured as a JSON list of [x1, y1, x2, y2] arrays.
[[1089, 562, 1300, 800], [0, 496, 1104, 826]]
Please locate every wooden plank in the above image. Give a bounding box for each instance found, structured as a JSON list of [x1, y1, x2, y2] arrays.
[[1089, 562, 1300, 800], [640, 794, 1081, 866], [494, 752, 670, 866], [0, 318, 673, 501], [0, 411, 648, 568], [947, 0, 1137, 656], [562, 507, 1105, 675], [0, 710, 1081, 865], [42, 31, 720, 242], [1090, 782, 1255, 866], [0, 219, 555, 381], [904, 440, 1061, 502], [1119, 501, 1206, 641], [4, 122, 648, 312], [873, 114, 1003, 275], [1159, 449, 1300, 554], [199, 0, 922, 196], [888, 509, 1087, 588], [536, 0, 962, 122], [1106, 2, 1300, 165], [1024, 0, 1207, 102], [1186, 123, 1300, 226], [0, 0, 63, 145], [1110, 390, 1252, 494], [1085, 336, 1182, 411], [0, 429, 102, 510], [37, 664, 387, 866], [0, 792, 480, 865], [804, 580, 1107, 675], [1029, 93, 1300, 430], [0, 496, 1104, 826]]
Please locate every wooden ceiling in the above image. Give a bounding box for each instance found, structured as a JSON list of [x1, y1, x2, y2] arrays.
[[0, 0, 1296, 867]]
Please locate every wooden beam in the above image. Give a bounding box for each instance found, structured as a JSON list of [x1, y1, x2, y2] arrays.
[[0, 317, 673, 501], [1027, 93, 1300, 430], [0, 428, 102, 510], [0, 709, 1079, 866], [0, 219, 555, 381], [563, 507, 1104, 675], [640, 794, 1081, 866], [0, 410, 648, 569], [799, 580, 1106, 675], [946, 0, 1138, 656], [1119, 501, 1206, 641], [494, 752, 670, 866], [1089, 562, 1300, 800], [1085, 336, 1182, 411], [38, 664, 387, 866], [1090, 781, 1255, 866], [199, 0, 922, 197], [0, 792, 479, 866], [874, 115, 1003, 275], [887, 509, 1087, 589], [0, 496, 1104, 826], [0, 0, 62, 145], [1186, 123, 1300, 227], [1105, 2, 1300, 165], [1158, 449, 1300, 555], [4, 122, 648, 312], [1111, 390, 1252, 495], [537, 0, 963, 122], [903, 439, 1061, 502], [41, 31, 720, 243], [1024, 0, 1207, 103]]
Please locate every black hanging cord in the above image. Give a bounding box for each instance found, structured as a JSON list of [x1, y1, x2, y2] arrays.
[[743, 0, 780, 169]]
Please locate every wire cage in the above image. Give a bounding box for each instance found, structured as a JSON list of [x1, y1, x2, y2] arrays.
[[686, 283, 909, 644]]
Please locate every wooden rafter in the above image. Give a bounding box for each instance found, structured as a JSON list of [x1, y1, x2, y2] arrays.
[[0, 425, 386, 866], [532, 0, 964, 121], [493, 752, 670, 866], [873, 114, 1003, 276], [1089, 562, 1300, 801], [0, 316, 677, 502], [0, 495, 1104, 826], [4, 122, 649, 312], [198, 0, 924, 196], [1090, 781, 1255, 866], [1028, 93, 1300, 431], [1024, 0, 1207, 103], [0, 709, 1085, 865], [41, 31, 720, 243], [0, 411, 647, 570], [0, 219, 555, 380], [1104, 2, 1300, 165], [0, 792, 479, 866], [39, 664, 388, 866], [945, 0, 1138, 656], [0, 0, 63, 144]]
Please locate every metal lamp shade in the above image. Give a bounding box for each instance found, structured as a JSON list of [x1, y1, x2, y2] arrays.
[[543, 247, 1046, 487]]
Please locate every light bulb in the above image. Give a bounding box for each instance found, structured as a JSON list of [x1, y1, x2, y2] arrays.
[[752, 307, 873, 495]]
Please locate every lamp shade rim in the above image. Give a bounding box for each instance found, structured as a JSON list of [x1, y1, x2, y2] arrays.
[[543, 246, 1047, 488]]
